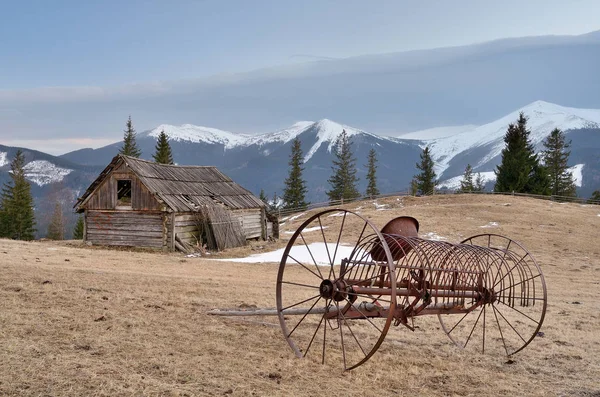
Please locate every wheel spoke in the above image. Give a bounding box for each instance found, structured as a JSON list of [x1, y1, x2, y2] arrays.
[[280, 280, 320, 289], [492, 305, 509, 356], [343, 297, 383, 334], [287, 254, 323, 280], [338, 305, 368, 358], [304, 310, 326, 358], [287, 296, 323, 338], [282, 293, 321, 313], [335, 301, 347, 369], [464, 308, 484, 348], [300, 233, 324, 279], [331, 212, 347, 280], [318, 216, 334, 280], [496, 300, 541, 324], [494, 303, 528, 344]]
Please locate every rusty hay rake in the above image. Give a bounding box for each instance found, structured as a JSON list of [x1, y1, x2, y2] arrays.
[[210, 209, 547, 370]]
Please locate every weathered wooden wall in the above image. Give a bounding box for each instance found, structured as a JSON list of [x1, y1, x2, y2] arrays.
[[173, 213, 200, 247], [83, 165, 161, 211], [85, 211, 165, 248], [232, 209, 263, 239]]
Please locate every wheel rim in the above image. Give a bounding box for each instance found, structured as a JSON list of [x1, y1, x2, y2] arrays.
[[437, 234, 547, 356], [276, 209, 396, 370]]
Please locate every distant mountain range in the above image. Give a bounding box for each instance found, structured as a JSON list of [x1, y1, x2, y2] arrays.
[[1, 100, 599, 237]]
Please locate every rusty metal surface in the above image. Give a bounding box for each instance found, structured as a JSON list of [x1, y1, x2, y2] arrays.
[[275, 209, 547, 370]]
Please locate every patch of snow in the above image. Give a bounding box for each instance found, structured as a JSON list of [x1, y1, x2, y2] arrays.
[[289, 212, 306, 221], [213, 242, 356, 265], [373, 202, 388, 209], [439, 171, 496, 190], [428, 101, 600, 176], [148, 124, 250, 149], [354, 206, 363, 210], [0, 152, 8, 167], [396, 125, 478, 140], [284, 226, 327, 234], [568, 164, 584, 187], [480, 222, 500, 228], [422, 232, 447, 241], [328, 212, 346, 217], [23, 160, 72, 186]]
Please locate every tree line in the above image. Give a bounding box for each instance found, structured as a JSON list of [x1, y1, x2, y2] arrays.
[[273, 111, 598, 211], [2, 113, 599, 241]]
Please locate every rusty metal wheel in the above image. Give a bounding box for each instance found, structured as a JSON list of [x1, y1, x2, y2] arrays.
[[276, 209, 397, 370], [437, 234, 547, 356]]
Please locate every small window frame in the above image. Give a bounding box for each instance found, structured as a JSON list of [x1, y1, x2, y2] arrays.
[[116, 179, 132, 208]]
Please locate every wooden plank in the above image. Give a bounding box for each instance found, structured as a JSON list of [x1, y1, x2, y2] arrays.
[[87, 224, 163, 232], [174, 225, 199, 233], [87, 231, 163, 239], [87, 212, 163, 220], [90, 240, 164, 248]]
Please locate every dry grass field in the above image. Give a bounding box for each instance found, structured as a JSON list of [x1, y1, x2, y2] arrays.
[[1, 194, 599, 396]]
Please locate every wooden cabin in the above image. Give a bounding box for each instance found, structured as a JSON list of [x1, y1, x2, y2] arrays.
[[74, 155, 273, 251]]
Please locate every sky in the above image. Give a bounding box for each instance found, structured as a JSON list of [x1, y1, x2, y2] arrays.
[[1, 0, 600, 154]]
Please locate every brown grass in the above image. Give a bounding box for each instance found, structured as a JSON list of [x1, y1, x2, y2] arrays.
[[1, 194, 599, 396]]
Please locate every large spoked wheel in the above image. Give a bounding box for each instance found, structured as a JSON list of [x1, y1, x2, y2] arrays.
[[276, 209, 397, 370], [438, 234, 547, 356]]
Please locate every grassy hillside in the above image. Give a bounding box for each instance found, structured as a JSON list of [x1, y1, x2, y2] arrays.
[[1, 194, 599, 396]]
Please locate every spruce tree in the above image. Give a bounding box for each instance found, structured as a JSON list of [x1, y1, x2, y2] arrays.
[[46, 201, 65, 240], [541, 128, 576, 197], [474, 172, 486, 192], [494, 112, 549, 194], [73, 215, 84, 239], [459, 164, 475, 192], [591, 190, 600, 202], [152, 130, 174, 164], [259, 189, 268, 204], [282, 137, 309, 210], [365, 148, 380, 198], [119, 115, 142, 158], [414, 146, 437, 195], [0, 150, 36, 240], [327, 130, 360, 203]]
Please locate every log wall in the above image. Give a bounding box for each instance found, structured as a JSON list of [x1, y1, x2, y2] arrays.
[[174, 213, 200, 247], [85, 211, 165, 249], [232, 209, 263, 239]]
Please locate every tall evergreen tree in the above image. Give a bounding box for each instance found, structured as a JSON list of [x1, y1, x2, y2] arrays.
[[459, 164, 475, 192], [591, 190, 600, 202], [474, 172, 486, 192], [494, 112, 549, 194], [414, 146, 437, 195], [0, 150, 36, 240], [259, 189, 268, 204], [46, 201, 65, 240], [365, 148, 380, 198], [119, 115, 142, 157], [73, 215, 84, 240], [541, 128, 576, 197], [152, 130, 174, 164], [327, 130, 360, 203], [282, 137, 309, 209]]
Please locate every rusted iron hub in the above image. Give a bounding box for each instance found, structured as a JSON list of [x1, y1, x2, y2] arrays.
[[319, 279, 351, 302]]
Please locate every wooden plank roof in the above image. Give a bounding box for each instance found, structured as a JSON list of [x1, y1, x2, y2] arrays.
[[75, 155, 265, 212]]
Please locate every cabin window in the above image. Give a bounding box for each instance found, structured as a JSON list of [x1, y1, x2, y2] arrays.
[[117, 180, 132, 207]]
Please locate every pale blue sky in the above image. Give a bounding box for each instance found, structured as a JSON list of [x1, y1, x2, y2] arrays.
[[2, 0, 599, 88], [1, 0, 600, 154]]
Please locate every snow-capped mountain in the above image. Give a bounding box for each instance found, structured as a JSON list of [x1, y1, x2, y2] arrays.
[[146, 124, 250, 149], [424, 101, 600, 176], [55, 100, 600, 202]]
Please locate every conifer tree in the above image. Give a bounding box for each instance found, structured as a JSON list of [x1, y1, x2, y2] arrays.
[[409, 178, 418, 196], [591, 190, 600, 202], [282, 137, 309, 210], [152, 130, 174, 164], [474, 172, 486, 192], [414, 146, 437, 195], [259, 189, 268, 204], [46, 201, 65, 240], [119, 115, 142, 158], [327, 130, 360, 203], [0, 150, 36, 240], [365, 148, 380, 198], [494, 112, 549, 194], [541, 128, 576, 197], [459, 164, 475, 192], [73, 215, 84, 240]]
